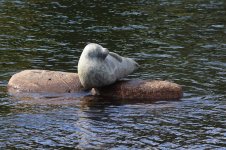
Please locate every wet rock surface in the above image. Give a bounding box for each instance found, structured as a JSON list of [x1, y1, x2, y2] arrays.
[[8, 70, 182, 100], [8, 70, 84, 93], [96, 80, 182, 100]]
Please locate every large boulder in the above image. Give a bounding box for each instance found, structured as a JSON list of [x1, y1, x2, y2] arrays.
[[8, 70, 182, 100], [95, 80, 182, 100], [8, 70, 84, 93]]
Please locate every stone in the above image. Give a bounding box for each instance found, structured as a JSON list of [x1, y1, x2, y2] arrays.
[[8, 70, 182, 101], [95, 79, 183, 100], [8, 70, 84, 93]]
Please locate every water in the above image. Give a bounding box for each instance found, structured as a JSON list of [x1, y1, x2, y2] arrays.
[[0, 0, 226, 149]]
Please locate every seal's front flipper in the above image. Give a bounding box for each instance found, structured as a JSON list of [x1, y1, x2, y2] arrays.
[[109, 52, 122, 62]]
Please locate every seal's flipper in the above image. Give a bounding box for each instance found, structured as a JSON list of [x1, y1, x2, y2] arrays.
[[109, 52, 122, 62]]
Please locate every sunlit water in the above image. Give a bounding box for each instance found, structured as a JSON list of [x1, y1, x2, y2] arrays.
[[0, 0, 226, 149]]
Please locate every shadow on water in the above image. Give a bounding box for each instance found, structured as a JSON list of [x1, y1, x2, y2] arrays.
[[6, 91, 180, 110]]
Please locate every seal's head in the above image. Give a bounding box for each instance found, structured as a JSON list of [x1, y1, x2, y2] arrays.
[[82, 43, 109, 60]]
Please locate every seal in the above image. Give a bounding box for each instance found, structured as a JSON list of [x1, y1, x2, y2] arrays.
[[78, 43, 139, 89]]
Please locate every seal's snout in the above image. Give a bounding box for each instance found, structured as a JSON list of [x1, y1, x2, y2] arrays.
[[135, 61, 140, 69], [102, 48, 108, 53], [102, 48, 109, 58]]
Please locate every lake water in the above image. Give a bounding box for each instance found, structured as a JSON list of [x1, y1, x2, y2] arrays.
[[0, 0, 226, 149]]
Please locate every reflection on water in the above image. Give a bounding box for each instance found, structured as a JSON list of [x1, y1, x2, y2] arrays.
[[0, 0, 226, 149]]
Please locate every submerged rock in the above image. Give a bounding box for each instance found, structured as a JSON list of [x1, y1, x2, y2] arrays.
[[8, 70, 182, 101]]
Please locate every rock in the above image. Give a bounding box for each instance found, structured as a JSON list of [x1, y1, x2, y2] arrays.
[[8, 70, 84, 93], [95, 80, 182, 100], [8, 70, 182, 101]]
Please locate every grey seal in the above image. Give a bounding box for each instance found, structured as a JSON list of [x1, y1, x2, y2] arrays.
[[78, 43, 139, 89]]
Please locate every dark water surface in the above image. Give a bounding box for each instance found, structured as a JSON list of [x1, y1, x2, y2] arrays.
[[0, 0, 226, 149]]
